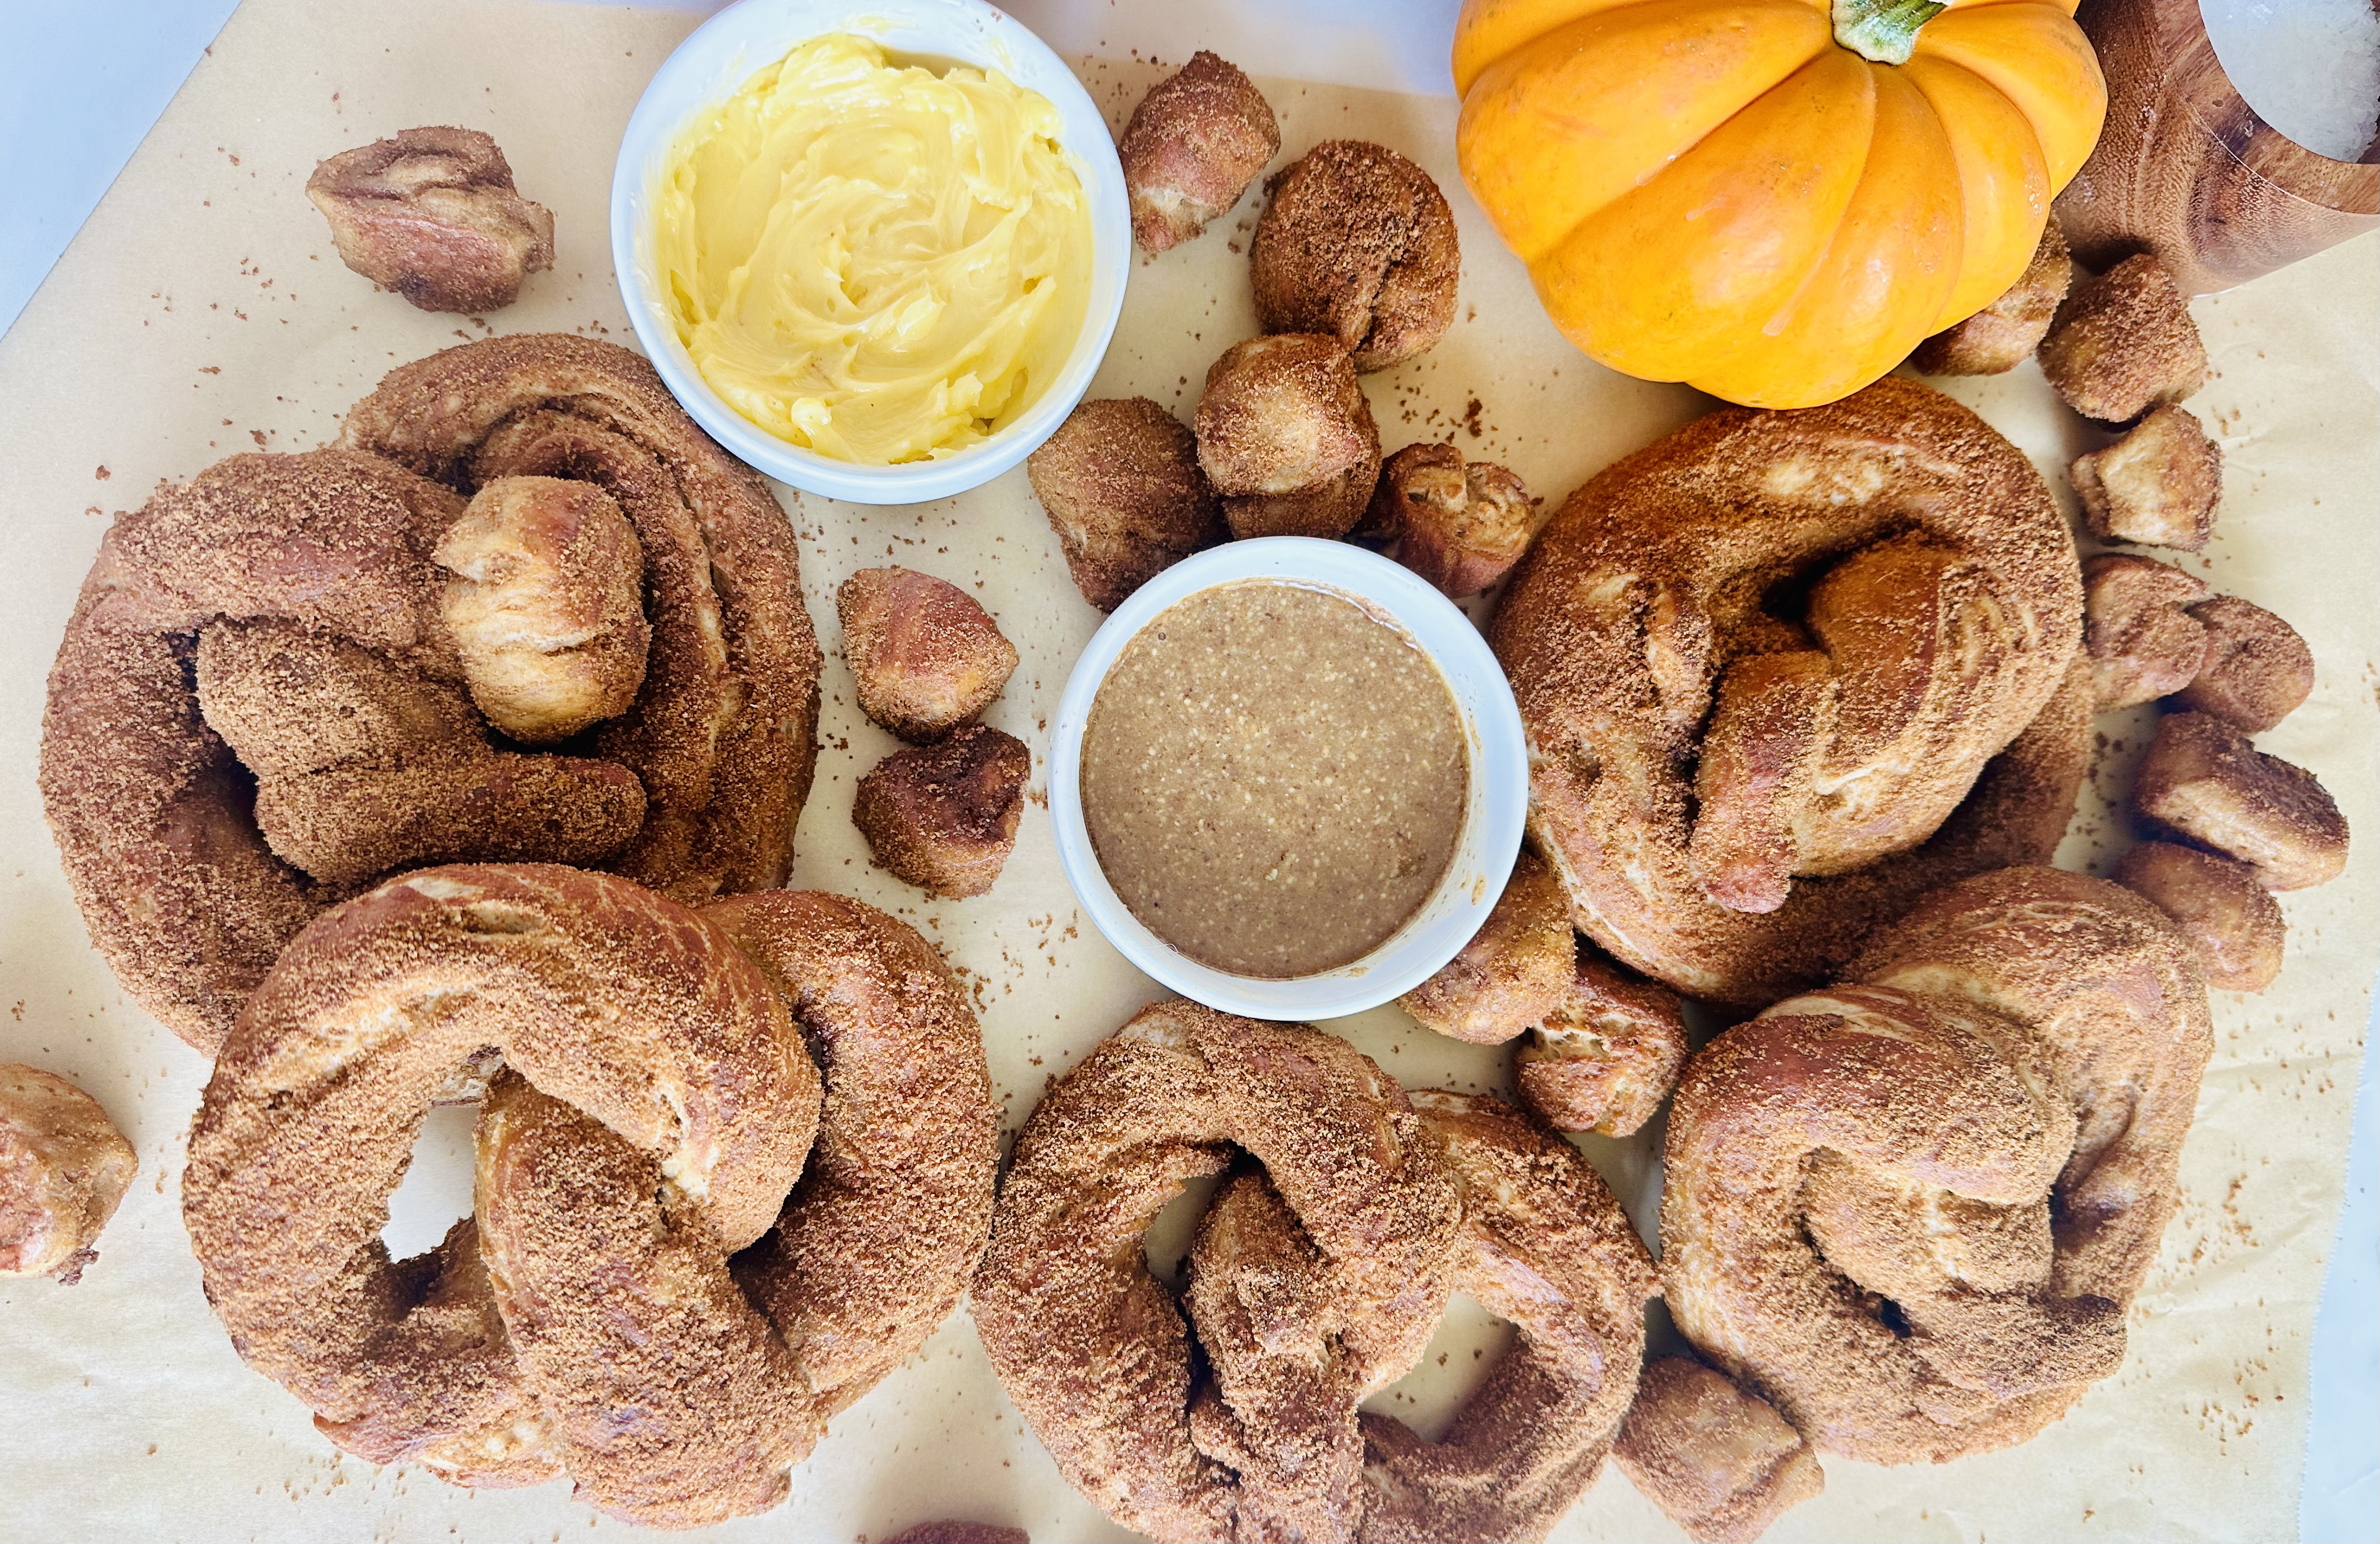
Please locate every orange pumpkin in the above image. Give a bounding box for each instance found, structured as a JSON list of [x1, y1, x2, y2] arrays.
[[1453, 0, 2107, 407]]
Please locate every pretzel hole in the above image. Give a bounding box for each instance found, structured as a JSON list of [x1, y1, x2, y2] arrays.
[[1359, 1290, 1516, 1443], [1142, 1169, 1226, 1288], [382, 1100, 481, 1258]]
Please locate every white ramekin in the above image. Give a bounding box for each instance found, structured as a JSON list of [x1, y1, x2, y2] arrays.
[[608, 0, 1131, 505], [1049, 539, 1531, 1021]]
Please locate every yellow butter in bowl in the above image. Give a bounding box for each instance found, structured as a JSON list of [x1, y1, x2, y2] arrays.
[[655, 33, 1093, 465]]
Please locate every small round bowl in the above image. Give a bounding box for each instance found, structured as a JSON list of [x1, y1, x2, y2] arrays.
[[1049, 539, 1531, 1021], [609, 0, 1131, 505]]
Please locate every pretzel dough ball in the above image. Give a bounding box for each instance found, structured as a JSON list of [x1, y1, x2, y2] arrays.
[[1119, 51, 1279, 253], [1194, 334, 1381, 539], [1364, 441, 1540, 598], [2071, 405, 2222, 551], [2114, 841, 2286, 992], [1911, 219, 2070, 377], [435, 475, 650, 742], [2083, 554, 2207, 710], [2177, 595, 2314, 731], [307, 127, 555, 313], [1399, 850, 1573, 1045], [2135, 712, 2348, 890], [1027, 398, 1226, 611], [1, 1065, 136, 1283], [837, 568, 1017, 743], [1249, 140, 1459, 373], [1612, 1356, 1825, 1544], [1516, 954, 1691, 1137], [852, 724, 1030, 898], [2037, 253, 2207, 423]]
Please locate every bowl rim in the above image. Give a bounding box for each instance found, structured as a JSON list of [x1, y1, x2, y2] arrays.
[[1048, 538, 1531, 1021], [607, 0, 1132, 505]]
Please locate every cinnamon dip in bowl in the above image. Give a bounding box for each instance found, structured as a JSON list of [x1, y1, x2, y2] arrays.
[[1049, 539, 1528, 1020]]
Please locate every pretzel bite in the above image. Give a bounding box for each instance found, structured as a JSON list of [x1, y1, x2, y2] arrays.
[[852, 724, 1030, 898], [1, 1065, 136, 1283], [1399, 850, 1573, 1044], [2114, 841, 2286, 992], [435, 475, 650, 743], [2037, 253, 2207, 423], [2177, 595, 2315, 731], [2070, 405, 2222, 551], [1119, 51, 1279, 254], [1194, 334, 1381, 539], [2135, 713, 2348, 890], [1516, 954, 1691, 1137], [836, 568, 1017, 744], [884, 1526, 1028, 1544], [2082, 554, 2208, 711], [1613, 1356, 1825, 1544], [1026, 398, 1225, 611], [1363, 441, 1539, 597], [1249, 140, 1460, 372], [307, 126, 554, 312], [1911, 220, 2070, 377]]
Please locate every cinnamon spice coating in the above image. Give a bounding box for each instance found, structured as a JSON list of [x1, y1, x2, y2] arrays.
[[1490, 378, 2088, 1006], [307, 127, 554, 313], [1397, 849, 1573, 1045], [1027, 397, 1226, 611], [182, 866, 994, 1527], [2134, 712, 2348, 890], [2177, 595, 2314, 731], [1119, 51, 1280, 254], [40, 336, 822, 1053], [1660, 868, 2212, 1482], [852, 724, 1030, 898], [972, 1004, 1462, 1542], [2037, 253, 2208, 423], [2082, 553, 2208, 711], [1362, 441, 1540, 598], [884, 1526, 1029, 1544], [1194, 334, 1382, 540], [2071, 404, 2222, 550], [836, 567, 1017, 743], [2114, 840, 2286, 992], [1516, 954, 1690, 1137], [1, 1064, 136, 1284], [1909, 219, 2070, 377], [1249, 140, 1460, 372], [1613, 1356, 1823, 1544]]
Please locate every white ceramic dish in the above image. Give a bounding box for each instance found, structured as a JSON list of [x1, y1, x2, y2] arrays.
[[608, 0, 1131, 505], [1049, 539, 1531, 1021]]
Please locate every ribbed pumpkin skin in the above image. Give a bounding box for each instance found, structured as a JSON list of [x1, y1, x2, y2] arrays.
[[1454, 0, 2105, 407]]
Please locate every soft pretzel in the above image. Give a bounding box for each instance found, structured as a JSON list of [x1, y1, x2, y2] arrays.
[[40, 336, 821, 1053], [183, 865, 994, 1528], [972, 1004, 1461, 1542], [1656, 868, 2210, 1510], [2, 1064, 137, 1283], [1491, 378, 2087, 1007]]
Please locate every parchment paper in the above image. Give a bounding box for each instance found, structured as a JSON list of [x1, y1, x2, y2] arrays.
[[0, 2, 2372, 1540]]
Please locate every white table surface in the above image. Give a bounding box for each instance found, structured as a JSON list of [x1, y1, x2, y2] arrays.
[[1, 2, 2371, 1539]]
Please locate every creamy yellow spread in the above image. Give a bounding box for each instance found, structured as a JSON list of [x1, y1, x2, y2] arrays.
[[655, 33, 1093, 465]]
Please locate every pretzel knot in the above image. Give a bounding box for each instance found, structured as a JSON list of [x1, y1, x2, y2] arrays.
[[41, 334, 821, 1053], [1653, 867, 2212, 1485], [1491, 378, 2087, 1008], [974, 1005, 1654, 1543], [182, 865, 997, 1529]]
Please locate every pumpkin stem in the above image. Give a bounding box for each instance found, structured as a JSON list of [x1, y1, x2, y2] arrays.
[[1832, 0, 1946, 65]]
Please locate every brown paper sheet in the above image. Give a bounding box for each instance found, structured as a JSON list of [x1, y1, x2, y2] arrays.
[[0, 2, 2372, 1539]]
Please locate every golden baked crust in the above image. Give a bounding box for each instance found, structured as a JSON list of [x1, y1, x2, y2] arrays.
[[2071, 404, 2222, 550], [1910, 220, 2070, 378], [2134, 711, 2348, 889], [40, 336, 822, 1053], [2038, 253, 2207, 423], [2114, 840, 2287, 992], [852, 724, 1030, 898], [836, 567, 1017, 743], [972, 1004, 1461, 1542], [1194, 334, 1383, 540], [1660, 868, 2212, 1479], [1, 1063, 137, 1283], [1613, 1356, 1824, 1544], [1249, 140, 1460, 373], [2082, 553, 2208, 710], [307, 127, 553, 314], [1490, 378, 2088, 1006], [183, 866, 994, 1527], [1361, 440, 1539, 598], [1026, 397, 1226, 611], [1397, 849, 1574, 1045], [1119, 51, 1279, 254]]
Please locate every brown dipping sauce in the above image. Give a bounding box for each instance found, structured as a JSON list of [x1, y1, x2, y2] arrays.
[[1081, 579, 1469, 978]]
